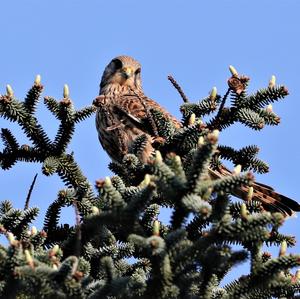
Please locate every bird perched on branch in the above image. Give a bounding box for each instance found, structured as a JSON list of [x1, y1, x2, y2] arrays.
[[95, 55, 180, 163], [95, 55, 300, 216]]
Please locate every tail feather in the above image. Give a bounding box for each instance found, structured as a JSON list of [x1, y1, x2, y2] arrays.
[[209, 166, 300, 217], [248, 182, 300, 216]]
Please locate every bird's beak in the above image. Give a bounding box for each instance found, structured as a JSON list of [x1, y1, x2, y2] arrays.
[[121, 66, 134, 79]]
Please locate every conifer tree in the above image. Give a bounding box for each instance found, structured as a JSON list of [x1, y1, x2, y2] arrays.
[[0, 68, 299, 299]]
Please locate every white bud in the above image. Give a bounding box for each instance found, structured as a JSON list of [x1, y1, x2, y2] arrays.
[[153, 220, 160, 236], [198, 136, 205, 146], [210, 87, 217, 101], [7, 232, 15, 245], [233, 164, 242, 175], [279, 240, 287, 257], [52, 264, 58, 270], [31, 226, 38, 236], [269, 75, 276, 88], [63, 84, 69, 98], [212, 129, 219, 139], [295, 269, 300, 280], [229, 65, 239, 77], [91, 206, 100, 215], [188, 113, 196, 125], [247, 186, 254, 201], [266, 104, 273, 113], [240, 203, 248, 220], [6, 84, 14, 97], [24, 249, 34, 268], [104, 176, 112, 187], [155, 151, 163, 164], [139, 174, 151, 188], [34, 74, 41, 85], [175, 155, 181, 164], [51, 244, 60, 255]]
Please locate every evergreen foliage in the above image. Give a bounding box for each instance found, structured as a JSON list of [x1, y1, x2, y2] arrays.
[[0, 70, 299, 298]]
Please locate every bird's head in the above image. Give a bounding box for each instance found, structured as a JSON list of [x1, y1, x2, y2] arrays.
[[100, 55, 142, 95]]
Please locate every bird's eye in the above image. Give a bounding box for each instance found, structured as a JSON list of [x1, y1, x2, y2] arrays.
[[135, 68, 141, 75], [112, 59, 123, 69]]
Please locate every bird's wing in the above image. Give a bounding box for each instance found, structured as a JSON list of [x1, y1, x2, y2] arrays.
[[114, 94, 181, 132], [113, 105, 143, 126]]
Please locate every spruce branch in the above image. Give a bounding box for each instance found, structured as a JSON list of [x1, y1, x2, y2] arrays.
[[0, 80, 95, 194], [0, 67, 298, 298]]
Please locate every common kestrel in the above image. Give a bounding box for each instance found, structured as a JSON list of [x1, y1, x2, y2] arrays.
[[95, 55, 300, 216]]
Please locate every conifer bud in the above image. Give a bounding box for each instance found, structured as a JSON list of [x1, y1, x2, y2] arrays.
[[210, 87, 217, 101], [203, 187, 213, 200], [278, 271, 285, 279], [188, 113, 196, 125], [240, 203, 248, 220], [139, 174, 151, 188], [24, 249, 34, 269], [233, 164, 242, 175], [229, 65, 239, 77], [279, 240, 287, 257], [143, 174, 151, 186], [31, 226, 38, 236], [63, 84, 69, 98], [52, 264, 58, 270], [104, 176, 112, 187], [153, 220, 160, 236], [269, 75, 276, 88], [266, 104, 273, 113], [91, 206, 100, 215], [212, 129, 219, 139], [247, 186, 254, 202], [175, 155, 181, 165], [6, 84, 14, 97], [7, 232, 16, 245], [295, 269, 300, 280], [198, 136, 205, 146], [49, 244, 60, 257], [155, 151, 163, 164], [34, 74, 41, 85]]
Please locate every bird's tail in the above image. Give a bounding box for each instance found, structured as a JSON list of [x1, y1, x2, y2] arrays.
[[236, 181, 300, 217], [209, 167, 300, 217]]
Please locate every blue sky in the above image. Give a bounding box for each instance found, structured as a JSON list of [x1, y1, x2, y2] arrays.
[[1, 0, 300, 282]]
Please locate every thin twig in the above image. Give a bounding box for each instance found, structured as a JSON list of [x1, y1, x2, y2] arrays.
[[167, 75, 189, 103], [24, 173, 38, 210], [213, 87, 231, 124]]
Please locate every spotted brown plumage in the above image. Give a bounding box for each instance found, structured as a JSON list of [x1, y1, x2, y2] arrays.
[[95, 55, 180, 162], [95, 55, 300, 216]]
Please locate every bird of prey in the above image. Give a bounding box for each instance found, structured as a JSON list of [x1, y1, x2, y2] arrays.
[[95, 55, 300, 216]]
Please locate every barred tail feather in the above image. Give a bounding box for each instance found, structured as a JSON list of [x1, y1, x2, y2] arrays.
[[209, 167, 300, 217], [246, 182, 300, 217]]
